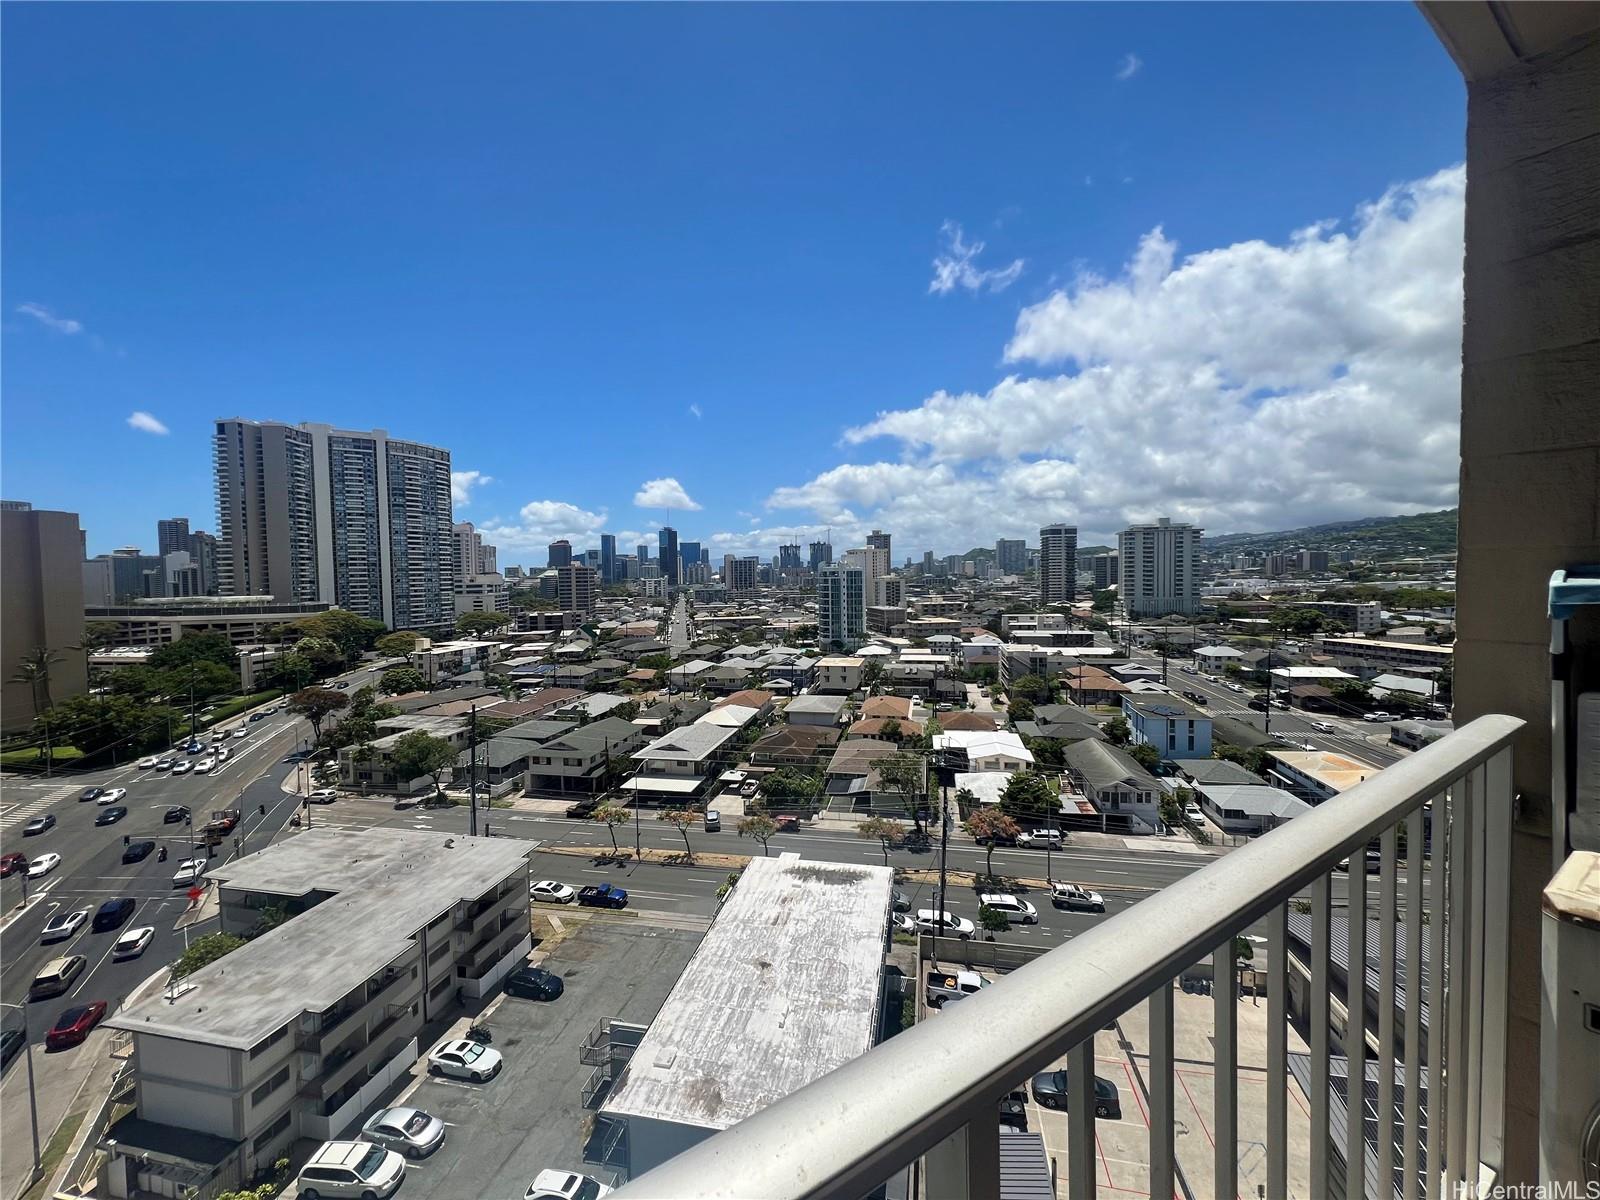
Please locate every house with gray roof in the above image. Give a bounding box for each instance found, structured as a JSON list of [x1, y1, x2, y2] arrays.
[[525, 717, 649, 794], [1061, 739, 1162, 833]]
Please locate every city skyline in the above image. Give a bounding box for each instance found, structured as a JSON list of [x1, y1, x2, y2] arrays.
[[5, 5, 1466, 558]]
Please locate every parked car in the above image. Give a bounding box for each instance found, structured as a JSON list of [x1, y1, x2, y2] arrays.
[[95, 806, 128, 826], [739, 778, 760, 798], [27, 853, 62, 879], [1184, 801, 1205, 823], [172, 859, 206, 887], [23, 814, 56, 836], [293, 1140, 406, 1200], [1050, 882, 1106, 912], [925, 968, 987, 1007], [530, 880, 577, 904], [890, 888, 911, 912], [1363, 711, 1396, 723], [78, 787, 104, 803], [136, 756, 159, 769], [891, 912, 916, 935], [112, 926, 156, 960], [163, 805, 191, 824], [524, 1170, 612, 1200], [914, 909, 975, 939], [360, 1107, 446, 1159], [0, 1029, 25, 1071], [40, 908, 90, 943], [92, 897, 136, 931], [577, 884, 628, 909], [427, 1038, 503, 1082], [154, 758, 176, 771], [774, 814, 801, 832], [308, 789, 339, 803], [977, 893, 1039, 925], [28, 955, 86, 1000], [1015, 828, 1063, 849], [703, 808, 721, 831], [1030, 1069, 1122, 1118], [170, 761, 194, 775], [0, 852, 28, 877], [503, 966, 564, 1001], [45, 1002, 108, 1051], [565, 799, 600, 819]]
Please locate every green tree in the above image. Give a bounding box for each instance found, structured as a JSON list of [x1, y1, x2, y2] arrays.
[[375, 631, 421, 661], [760, 767, 821, 810], [1103, 716, 1131, 746], [1214, 742, 1270, 776], [876, 751, 926, 827], [389, 730, 458, 795], [1128, 742, 1161, 773], [1023, 736, 1064, 769], [657, 809, 698, 860], [592, 804, 631, 855], [9, 646, 63, 713], [1091, 589, 1117, 612], [978, 904, 1011, 940], [963, 808, 1020, 878], [1330, 679, 1373, 707], [1269, 608, 1344, 635], [1008, 696, 1035, 722], [264, 652, 312, 692], [456, 611, 514, 636], [286, 687, 349, 740], [172, 932, 248, 980], [148, 632, 237, 674], [281, 611, 387, 661], [292, 636, 343, 679], [1010, 674, 1050, 705], [159, 660, 238, 704], [35, 694, 180, 758], [998, 770, 1054, 822], [737, 812, 779, 855], [861, 660, 885, 694], [379, 666, 427, 696], [856, 815, 906, 865]]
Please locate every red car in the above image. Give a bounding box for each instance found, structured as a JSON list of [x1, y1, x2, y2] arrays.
[[0, 852, 28, 878], [45, 1002, 108, 1051]]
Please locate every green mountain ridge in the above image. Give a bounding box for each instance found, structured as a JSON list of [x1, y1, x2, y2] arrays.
[[1203, 508, 1457, 557]]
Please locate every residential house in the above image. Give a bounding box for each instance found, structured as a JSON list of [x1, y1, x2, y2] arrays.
[[1265, 749, 1383, 806], [455, 737, 535, 796], [1060, 667, 1132, 707], [1193, 783, 1311, 835], [625, 722, 742, 805], [1060, 740, 1162, 833], [1015, 703, 1104, 744], [1122, 696, 1213, 759], [815, 656, 864, 694], [785, 695, 848, 728], [1193, 645, 1246, 673], [666, 659, 717, 689], [746, 725, 841, 767], [524, 717, 648, 794], [339, 715, 469, 795], [932, 730, 1034, 774], [939, 711, 1000, 733], [714, 690, 777, 721], [823, 740, 924, 813]]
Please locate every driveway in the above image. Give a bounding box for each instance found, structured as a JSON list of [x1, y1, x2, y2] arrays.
[[389, 920, 702, 1200]]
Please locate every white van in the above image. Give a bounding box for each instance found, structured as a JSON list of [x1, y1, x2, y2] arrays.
[[294, 1141, 405, 1200], [978, 893, 1039, 925]]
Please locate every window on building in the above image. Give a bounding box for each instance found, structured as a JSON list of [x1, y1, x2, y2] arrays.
[[251, 1065, 291, 1106], [248, 1025, 289, 1060], [253, 1109, 293, 1154]]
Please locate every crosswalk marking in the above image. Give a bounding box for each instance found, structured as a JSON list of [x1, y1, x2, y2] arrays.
[[0, 785, 75, 829]]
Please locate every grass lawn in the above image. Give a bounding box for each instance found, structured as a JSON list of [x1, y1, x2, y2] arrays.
[[201, 689, 283, 726], [0, 745, 85, 767], [19, 1108, 85, 1200]]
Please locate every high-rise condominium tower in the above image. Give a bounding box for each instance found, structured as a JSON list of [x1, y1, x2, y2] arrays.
[[1118, 517, 1202, 617], [1038, 524, 1078, 606], [213, 419, 453, 628]]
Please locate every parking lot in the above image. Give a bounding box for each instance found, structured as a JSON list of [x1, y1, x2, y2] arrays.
[[378, 919, 703, 1200]]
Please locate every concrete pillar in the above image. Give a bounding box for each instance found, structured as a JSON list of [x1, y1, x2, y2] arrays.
[[1428, 8, 1600, 1182]]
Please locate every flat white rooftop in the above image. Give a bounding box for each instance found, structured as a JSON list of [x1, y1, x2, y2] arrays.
[[602, 853, 892, 1132]]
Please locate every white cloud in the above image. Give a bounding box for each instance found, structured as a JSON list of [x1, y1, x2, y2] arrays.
[[633, 477, 702, 511], [1115, 53, 1143, 81], [478, 500, 609, 553], [451, 470, 492, 506], [929, 221, 1025, 296], [774, 165, 1465, 550], [126, 411, 170, 435], [688, 403, 703, 420], [16, 302, 83, 334]]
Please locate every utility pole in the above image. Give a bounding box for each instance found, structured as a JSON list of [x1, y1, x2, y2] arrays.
[[935, 751, 952, 966], [1263, 630, 1275, 739], [468, 706, 479, 837]]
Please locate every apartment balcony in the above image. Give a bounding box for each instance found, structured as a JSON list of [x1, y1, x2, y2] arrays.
[[614, 714, 1524, 1199]]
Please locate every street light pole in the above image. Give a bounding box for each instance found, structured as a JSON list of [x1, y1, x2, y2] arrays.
[[0, 1002, 41, 1181]]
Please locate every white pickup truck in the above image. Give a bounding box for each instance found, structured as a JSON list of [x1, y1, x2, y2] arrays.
[[926, 969, 988, 1008]]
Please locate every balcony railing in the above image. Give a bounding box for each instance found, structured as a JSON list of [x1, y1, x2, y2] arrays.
[[614, 713, 1521, 1200]]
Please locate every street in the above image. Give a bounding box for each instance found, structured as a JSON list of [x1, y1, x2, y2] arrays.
[[664, 595, 692, 654]]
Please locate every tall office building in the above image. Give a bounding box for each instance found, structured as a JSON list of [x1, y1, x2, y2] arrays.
[[2, 504, 88, 731], [806, 541, 831, 572], [679, 541, 702, 580], [213, 419, 454, 629], [188, 531, 219, 594], [922, 550, 935, 574], [866, 529, 892, 561], [157, 517, 192, 557], [817, 563, 866, 652], [547, 540, 572, 569], [779, 544, 802, 571], [557, 563, 598, 615], [636, 543, 651, 564], [725, 556, 759, 596], [1039, 524, 1079, 606], [1118, 518, 1202, 617], [1091, 552, 1120, 592], [995, 538, 1027, 575], [455, 523, 487, 587], [478, 541, 497, 575], [600, 534, 617, 584], [658, 527, 680, 586]]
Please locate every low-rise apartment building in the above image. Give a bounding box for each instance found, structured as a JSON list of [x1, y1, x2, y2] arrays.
[[83, 598, 332, 649], [1294, 600, 1383, 635], [1121, 696, 1213, 759], [102, 830, 532, 1198], [416, 638, 509, 685], [815, 656, 864, 694], [525, 717, 649, 794], [1318, 636, 1453, 678], [623, 722, 741, 805], [1265, 748, 1384, 805], [998, 644, 1120, 688]]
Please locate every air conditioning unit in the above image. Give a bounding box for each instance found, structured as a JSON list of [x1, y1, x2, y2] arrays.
[[1541, 851, 1600, 1186]]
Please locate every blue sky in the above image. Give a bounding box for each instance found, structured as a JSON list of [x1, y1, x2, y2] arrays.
[[3, 4, 1466, 563]]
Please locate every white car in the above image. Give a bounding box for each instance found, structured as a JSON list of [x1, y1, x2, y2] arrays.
[[215, 747, 230, 762], [913, 909, 976, 939], [977, 893, 1039, 925], [427, 1038, 503, 1082], [1015, 828, 1064, 849], [136, 756, 159, 769], [1363, 711, 1395, 723], [27, 853, 62, 879], [1050, 882, 1106, 912], [891, 912, 916, 935], [170, 761, 194, 775], [210, 731, 227, 744], [112, 926, 156, 960], [308, 789, 339, 804], [194, 757, 216, 774], [530, 880, 576, 904], [525, 1169, 612, 1200], [97, 788, 128, 805], [40, 908, 90, 943], [294, 1140, 406, 1200], [232, 727, 249, 739], [172, 859, 206, 887], [1311, 721, 1336, 733]]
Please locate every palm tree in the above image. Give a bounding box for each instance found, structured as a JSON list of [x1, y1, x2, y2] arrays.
[[10, 646, 62, 714]]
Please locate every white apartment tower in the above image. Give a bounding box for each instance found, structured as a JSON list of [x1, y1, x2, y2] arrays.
[[557, 563, 598, 614], [1038, 524, 1078, 606], [1118, 517, 1202, 617], [817, 562, 867, 652], [214, 419, 454, 629], [724, 555, 759, 596]]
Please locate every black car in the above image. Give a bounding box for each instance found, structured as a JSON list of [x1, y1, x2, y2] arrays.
[[503, 966, 564, 1001], [1247, 698, 1269, 712], [163, 806, 190, 825], [122, 840, 156, 864], [92, 898, 135, 932], [565, 799, 600, 819], [0, 1029, 24, 1072], [78, 787, 103, 803], [95, 805, 129, 826], [23, 814, 56, 836], [999, 1089, 1029, 1132], [1030, 1070, 1121, 1119]]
